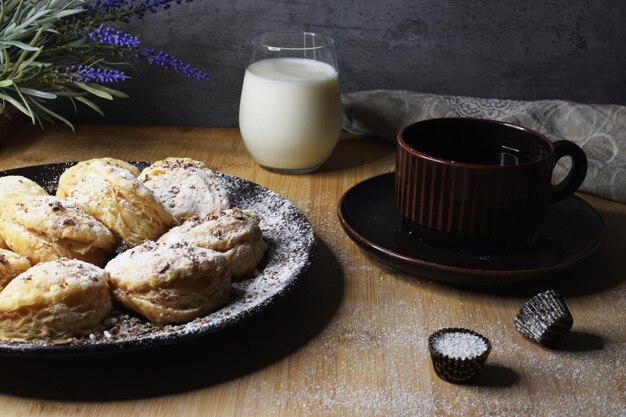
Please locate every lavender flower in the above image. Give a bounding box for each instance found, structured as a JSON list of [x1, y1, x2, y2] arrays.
[[87, 25, 141, 48], [85, 25, 208, 81], [87, 0, 129, 10], [138, 48, 208, 80], [87, 0, 194, 20], [66, 66, 130, 83], [0, 0, 205, 129]]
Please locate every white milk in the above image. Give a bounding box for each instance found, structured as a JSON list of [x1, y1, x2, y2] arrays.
[[239, 58, 342, 171]]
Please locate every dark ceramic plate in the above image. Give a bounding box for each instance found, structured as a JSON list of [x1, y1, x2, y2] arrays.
[[338, 172, 605, 285], [0, 162, 316, 356]]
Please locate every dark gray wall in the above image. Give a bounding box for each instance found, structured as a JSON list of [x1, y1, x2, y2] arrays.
[[73, 0, 626, 127]]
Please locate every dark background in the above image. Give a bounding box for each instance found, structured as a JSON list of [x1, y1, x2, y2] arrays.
[[71, 0, 626, 127]]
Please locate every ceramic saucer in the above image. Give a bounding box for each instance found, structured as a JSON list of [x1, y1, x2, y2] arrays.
[[337, 173, 605, 285]]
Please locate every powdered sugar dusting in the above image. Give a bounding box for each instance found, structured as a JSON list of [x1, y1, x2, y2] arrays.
[[9, 258, 108, 292], [240, 298, 625, 417], [432, 331, 488, 359], [138, 158, 230, 221], [0, 164, 315, 353]]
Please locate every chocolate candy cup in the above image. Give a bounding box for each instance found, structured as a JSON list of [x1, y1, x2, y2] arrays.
[[428, 328, 491, 383], [514, 290, 573, 345]]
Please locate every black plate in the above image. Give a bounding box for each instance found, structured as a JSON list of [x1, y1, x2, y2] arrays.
[[0, 162, 316, 355], [338, 172, 605, 285]]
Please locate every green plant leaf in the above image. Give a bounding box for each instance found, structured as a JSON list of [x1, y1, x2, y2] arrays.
[[0, 91, 32, 120], [20, 87, 57, 99], [29, 97, 74, 130], [12, 84, 35, 123], [1, 49, 11, 75], [54, 9, 85, 19], [19, 44, 42, 68], [75, 96, 105, 117], [74, 82, 114, 100], [0, 41, 40, 51], [9, 27, 44, 79], [91, 84, 130, 98]]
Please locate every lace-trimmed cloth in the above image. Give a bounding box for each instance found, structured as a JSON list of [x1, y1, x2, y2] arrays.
[[342, 90, 626, 203]]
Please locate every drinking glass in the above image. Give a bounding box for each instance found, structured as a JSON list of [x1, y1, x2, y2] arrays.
[[239, 32, 342, 174]]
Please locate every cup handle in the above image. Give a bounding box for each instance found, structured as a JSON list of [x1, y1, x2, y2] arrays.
[[549, 140, 588, 204]]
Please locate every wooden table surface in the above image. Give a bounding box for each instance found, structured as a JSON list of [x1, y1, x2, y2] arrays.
[[0, 124, 624, 417]]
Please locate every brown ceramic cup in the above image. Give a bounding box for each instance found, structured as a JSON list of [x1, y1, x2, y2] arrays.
[[395, 117, 588, 251]]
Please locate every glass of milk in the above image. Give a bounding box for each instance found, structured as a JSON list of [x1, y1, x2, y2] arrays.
[[239, 32, 342, 174]]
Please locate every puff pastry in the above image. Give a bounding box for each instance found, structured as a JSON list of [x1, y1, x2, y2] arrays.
[[57, 158, 141, 189], [0, 175, 48, 199], [57, 158, 175, 245], [158, 208, 267, 280], [105, 241, 231, 325], [0, 248, 31, 291], [0, 194, 117, 266], [138, 157, 230, 222], [0, 259, 112, 340], [0, 176, 48, 252]]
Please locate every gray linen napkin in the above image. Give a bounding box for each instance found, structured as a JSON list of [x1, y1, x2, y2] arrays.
[[342, 90, 626, 203]]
